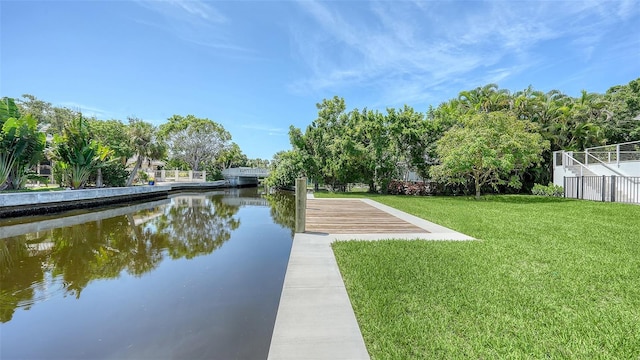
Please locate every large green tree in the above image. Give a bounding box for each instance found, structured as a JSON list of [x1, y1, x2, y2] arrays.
[[160, 115, 231, 172], [291, 96, 349, 190], [604, 77, 640, 143], [88, 119, 135, 187], [88, 119, 135, 163], [430, 111, 549, 199], [16, 94, 78, 135], [289, 97, 432, 193], [348, 108, 389, 192], [265, 150, 304, 189], [217, 142, 247, 169], [386, 105, 430, 180]]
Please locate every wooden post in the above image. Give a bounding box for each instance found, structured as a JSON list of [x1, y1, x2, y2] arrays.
[[295, 177, 307, 233]]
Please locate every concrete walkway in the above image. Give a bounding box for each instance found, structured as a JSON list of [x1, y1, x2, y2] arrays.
[[268, 195, 473, 359]]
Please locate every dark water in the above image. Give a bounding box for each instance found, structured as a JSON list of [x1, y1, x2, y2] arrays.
[[0, 188, 295, 360]]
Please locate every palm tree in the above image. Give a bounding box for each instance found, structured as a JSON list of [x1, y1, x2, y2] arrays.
[[512, 85, 539, 119], [458, 83, 510, 113], [458, 87, 482, 113], [125, 118, 166, 187], [562, 91, 611, 150]]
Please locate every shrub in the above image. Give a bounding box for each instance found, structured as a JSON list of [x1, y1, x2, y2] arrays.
[[137, 170, 149, 184], [205, 167, 223, 181], [386, 180, 436, 196], [531, 183, 564, 197], [87, 162, 129, 187], [101, 162, 129, 187], [53, 161, 68, 187]]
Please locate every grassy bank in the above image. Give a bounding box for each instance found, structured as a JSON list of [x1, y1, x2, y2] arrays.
[[3, 185, 63, 193], [328, 194, 640, 358]]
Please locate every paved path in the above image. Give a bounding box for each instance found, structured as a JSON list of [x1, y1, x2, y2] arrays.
[[268, 195, 473, 359]]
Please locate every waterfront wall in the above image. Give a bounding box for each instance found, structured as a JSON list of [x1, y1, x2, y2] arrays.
[[0, 181, 230, 218]]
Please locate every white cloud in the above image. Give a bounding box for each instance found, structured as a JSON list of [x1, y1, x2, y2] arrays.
[[290, 1, 513, 102], [137, 0, 227, 24], [241, 124, 289, 136], [288, 0, 638, 106], [135, 0, 255, 55], [57, 102, 112, 119], [165, 0, 227, 23], [617, 0, 639, 19]]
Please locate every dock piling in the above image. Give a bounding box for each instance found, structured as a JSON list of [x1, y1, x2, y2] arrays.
[[295, 177, 307, 233]]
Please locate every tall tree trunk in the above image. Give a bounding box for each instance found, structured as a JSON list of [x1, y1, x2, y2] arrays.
[[127, 214, 144, 241], [126, 156, 143, 187], [96, 168, 103, 187], [475, 176, 481, 200]]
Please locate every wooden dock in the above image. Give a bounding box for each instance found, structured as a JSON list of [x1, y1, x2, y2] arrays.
[[305, 199, 429, 234]]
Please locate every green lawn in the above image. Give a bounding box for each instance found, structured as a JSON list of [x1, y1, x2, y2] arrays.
[[326, 194, 640, 359], [2, 184, 63, 193]]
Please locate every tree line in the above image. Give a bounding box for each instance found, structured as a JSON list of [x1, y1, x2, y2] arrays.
[[0, 95, 270, 190], [267, 78, 640, 197]]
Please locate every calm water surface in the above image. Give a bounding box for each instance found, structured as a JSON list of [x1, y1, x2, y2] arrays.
[[0, 188, 295, 359]]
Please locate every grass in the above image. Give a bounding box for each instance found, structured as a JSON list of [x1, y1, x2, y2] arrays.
[[328, 194, 640, 359], [2, 184, 64, 193]]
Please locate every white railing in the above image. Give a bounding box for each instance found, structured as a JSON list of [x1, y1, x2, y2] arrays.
[[221, 167, 270, 178], [556, 151, 640, 204], [582, 152, 628, 178], [555, 151, 593, 177], [585, 140, 640, 167], [148, 170, 207, 182]]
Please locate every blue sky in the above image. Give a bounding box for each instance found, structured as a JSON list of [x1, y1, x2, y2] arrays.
[[1, 0, 639, 159]]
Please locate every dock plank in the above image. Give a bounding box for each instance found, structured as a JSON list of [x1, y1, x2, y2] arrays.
[[305, 199, 428, 234]]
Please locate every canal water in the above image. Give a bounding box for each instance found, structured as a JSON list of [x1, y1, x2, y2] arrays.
[[0, 188, 295, 359]]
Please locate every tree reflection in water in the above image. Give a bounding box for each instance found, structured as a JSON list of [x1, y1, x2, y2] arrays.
[[0, 193, 241, 323], [156, 194, 240, 260], [264, 190, 296, 236], [0, 234, 48, 322]]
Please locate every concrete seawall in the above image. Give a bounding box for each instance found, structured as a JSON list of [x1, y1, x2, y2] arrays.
[[0, 198, 172, 238], [0, 181, 230, 218]]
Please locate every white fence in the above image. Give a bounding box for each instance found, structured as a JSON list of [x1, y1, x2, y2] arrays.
[[147, 170, 206, 182], [221, 167, 269, 178], [564, 176, 640, 204]]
